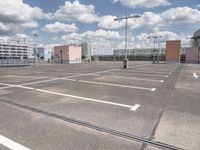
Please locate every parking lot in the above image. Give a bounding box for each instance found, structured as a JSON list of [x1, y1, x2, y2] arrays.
[[0, 61, 199, 150]]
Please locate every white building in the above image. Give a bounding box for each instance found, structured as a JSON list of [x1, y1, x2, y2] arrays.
[[80, 42, 92, 60], [0, 40, 33, 59], [113, 48, 165, 56]]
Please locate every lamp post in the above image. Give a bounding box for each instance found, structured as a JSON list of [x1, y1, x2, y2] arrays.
[[60, 50, 63, 63], [148, 35, 162, 63], [33, 33, 38, 64], [114, 10, 141, 68]]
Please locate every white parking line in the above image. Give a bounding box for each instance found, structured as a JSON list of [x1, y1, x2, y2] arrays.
[[0, 135, 31, 150], [169, 65, 179, 74], [4, 75, 48, 79], [126, 70, 167, 75], [36, 89, 139, 111], [0, 83, 14, 86], [0, 85, 15, 90], [133, 69, 170, 73], [74, 80, 156, 91], [2, 83, 141, 111], [108, 72, 168, 78], [102, 75, 164, 83], [21, 78, 59, 86]]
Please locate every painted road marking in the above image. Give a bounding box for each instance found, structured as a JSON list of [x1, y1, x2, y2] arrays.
[[0, 63, 150, 88], [130, 104, 140, 111], [36, 89, 140, 111], [126, 70, 167, 75], [193, 73, 199, 79], [21, 78, 59, 86], [169, 65, 179, 74], [132, 69, 170, 73], [103, 72, 168, 78], [62, 78, 156, 91], [0, 83, 14, 86], [5, 75, 48, 79], [0, 83, 142, 111], [74, 80, 156, 91], [0, 85, 15, 90], [0, 135, 31, 150], [102, 75, 164, 83]]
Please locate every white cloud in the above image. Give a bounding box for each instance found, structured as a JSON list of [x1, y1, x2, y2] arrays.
[[112, 0, 170, 8], [98, 15, 124, 29], [42, 22, 78, 33], [98, 12, 162, 32], [62, 29, 122, 42], [197, 4, 200, 8], [59, 29, 123, 54], [54, 1, 99, 24], [14, 34, 32, 40], [161, 7, 200, 24], [129, 12, 163, 31], [0, 0, 51, 35]]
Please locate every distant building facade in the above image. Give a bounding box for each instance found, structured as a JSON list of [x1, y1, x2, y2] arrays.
[[186, 29, 200, 63], [113, 48, 165, 56], [191, 29, 200, 47], [33, 46, 45, 61], [80, 42, 92, 60], [0, 41, 32, 60], [165, 40, 181, 63], [54, 45, 81, 63]]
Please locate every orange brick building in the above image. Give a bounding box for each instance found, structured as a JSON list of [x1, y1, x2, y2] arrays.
[[165, 40, 181, 63]]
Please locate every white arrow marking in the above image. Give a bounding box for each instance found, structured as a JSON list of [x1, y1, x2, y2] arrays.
[[193, 73, 199, 79]]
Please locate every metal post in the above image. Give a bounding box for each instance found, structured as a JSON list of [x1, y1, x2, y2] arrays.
[[125, 9, 128, 60], [60, 50, 63, 63], [198, 47, 200, 64]]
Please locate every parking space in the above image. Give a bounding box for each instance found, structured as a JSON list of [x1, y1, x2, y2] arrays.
[[0, 62, 199, 150]]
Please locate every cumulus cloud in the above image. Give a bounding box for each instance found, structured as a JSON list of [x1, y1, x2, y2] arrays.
[[42, 22, 78, 33], [59, 29, 123, 54], [54, 1, 99, 24], [62, 29, 122, 43], [0, 0, 52, 35], [98, 12, 162, 32], [98, 15, 124, 29], [161, 7, 200, 24], [112, 0, 170, 8]]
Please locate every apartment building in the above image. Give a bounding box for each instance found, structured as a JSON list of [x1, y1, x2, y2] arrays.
[[0, 41, 33, 60]]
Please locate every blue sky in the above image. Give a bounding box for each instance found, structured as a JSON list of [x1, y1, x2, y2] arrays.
[[1, 0, 200, 54]]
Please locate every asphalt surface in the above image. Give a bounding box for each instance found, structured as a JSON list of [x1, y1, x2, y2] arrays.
[[0, 61, 199, 150]]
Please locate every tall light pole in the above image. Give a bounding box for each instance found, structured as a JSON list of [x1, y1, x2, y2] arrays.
[[114, 10, 141, 68], [148, 35, 162, 63], [33, 33, 38, 64]]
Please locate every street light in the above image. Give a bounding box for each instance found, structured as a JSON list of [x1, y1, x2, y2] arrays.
[[148, 35, 162, 49], [114, 10, 141, 69], [33, 33, 38, 64], [148, 35, 162, 63]]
